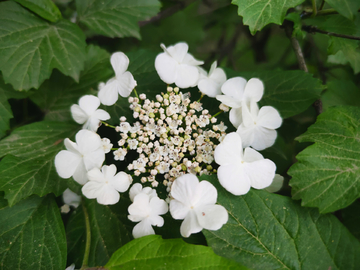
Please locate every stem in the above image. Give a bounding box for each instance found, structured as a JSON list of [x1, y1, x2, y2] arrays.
[[133, 88, 139, 99], [197, 94, 204, 102], [111, 147, 119, 150], [319, 0, 325, 11], [211, 111, 223, 119], [311, 0, 317, 17], [303, 25, 360, 41], [302, 8, 359, 18], [101, 121, 116, 129], [80, 198, 91, 270]]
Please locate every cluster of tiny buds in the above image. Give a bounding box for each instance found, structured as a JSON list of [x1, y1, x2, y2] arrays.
[[113, 86, 227, 193]]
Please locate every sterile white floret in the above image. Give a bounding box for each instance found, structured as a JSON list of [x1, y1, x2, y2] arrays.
[[197, 61, 227, 97]]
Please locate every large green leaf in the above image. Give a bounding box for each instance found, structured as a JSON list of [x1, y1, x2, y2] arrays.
[[0, 121, 78, 206], [76, 0, 161, 39], [342, 200, 360, 241], [14, 0, 62, 22], [0, 88, 13, 139], [232, 0, 305, 34], [201, 175, 360, 270], [66, 198, 133, 268], [325, 0, 360, 21], [105, 235, 246, 269], [321, 80, 360, 110], [0, 194, 66, 270], [328, 37, 360, 74], [288, 106, 360, 213], [0, 2, 86, 91], [31, 45, 113, 122], [304, 14, 357, 35], [226, 70, 324, 118]]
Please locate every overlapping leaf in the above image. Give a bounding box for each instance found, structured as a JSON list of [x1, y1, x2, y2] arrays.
[[321, 80, 360, 110], [232, 0, 305, 34], [328, 37, 360, 74], [0, 121, 78, 206], [0, 194, 66, 270], [0, 2, 86, 91], [288, 106, 360, 213], [342, 200, 360, 241], [76, 0, 161, 39], [105, 235, 246, 269], [201, 175, 360, 270], [325, 0, 360, 21], [14, 0, 62, 22]]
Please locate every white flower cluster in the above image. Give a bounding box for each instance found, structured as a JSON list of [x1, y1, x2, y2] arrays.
[[54, 41, 284, 240]]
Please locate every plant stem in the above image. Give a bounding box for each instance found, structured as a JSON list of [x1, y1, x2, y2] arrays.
[[302, 25, 360, 40], [311, 0, 317, 16], [80, 198, 91, 270], [133, 88, 139, 99], [211, 111, 223, 119], [101, 121, 116, 129], [302, 8, 360, 18]]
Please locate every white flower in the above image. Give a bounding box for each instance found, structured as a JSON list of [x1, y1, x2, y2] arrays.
[[169, 174, 228, 238], [55, 130, 105, 185], [266, 174, 284, 193], [98, 52, 137, 106], [101, 138, 113, 153], [155, 42, 204, 88], [129, 183, 157, 202], [128, 192, 168, 238], [128, 139, 139, 150], [236, 103, 282, 150], [82, 164, 132, 205], [214, 132, 276, 195], [70, 95, 110, 132], [65, 264, 76, 270], [197, 61, 227, 97], [62, 188, 81, 208], [114, 148, 127, 161], [216, 77, 264, 128]]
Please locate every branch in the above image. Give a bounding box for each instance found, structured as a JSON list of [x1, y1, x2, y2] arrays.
[[301, 8, 360, 19], [139, 0, 197, 27], [303, 25, 360, 41]]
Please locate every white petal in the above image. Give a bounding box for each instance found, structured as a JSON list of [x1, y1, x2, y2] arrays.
[[229, 107, 243, 128], [132, 219, 155, 239], [70, 105, 88, 124], [72, 160, 89, 185], [111, 171, 131, 193], [62, 188, 81, 208], [221, 77, 247, 102], [257, 106, 282, 129], [87, 167, 105, 183], [79, 95, 100, 115], [82, 181, 103, 199], [193, 180, 217, 207], [98, 80, 119, 106], [96, 185, 120, 205], [250, 127, 277, 151], [117, 71, 137, 97], [182, 53, 204, 66], [75, 130, 102, 154], [169, 200, 189, 220], [195, 204, 228, 231], [266, 174, 284, 193], [175, 64, 200, 88], [93, 109, 110, 121], [241, 101, 255, 127], [64, 138, 79, 153], [216, 95, 242, 108], [236, 124, 255, 149], [208, 61, 217, 76], [55, 150, 81, 179], [198, 66, 207, 79], [170, 174, 199, 206], [111, 52, 129, 77], [243, 147, 264, 162], [148, 215, 164, 227], [155, 53, 178, 84], [102, 164, 117, 178], [180, 210, 202, 238], [243, 159, 276, 189], [83, 148, 105, 171], [217, 164, 251, 196], [168, 42, 188, 62], [149, 197, 168, 216], [82, 117, 101, 132], [243, 78, 264, 102], [214, 132, 243, 166], [129, 183, 143, 202], [209, 67, 226, 85], [198, 78, 221, 98], [65, 264, 75, 270]]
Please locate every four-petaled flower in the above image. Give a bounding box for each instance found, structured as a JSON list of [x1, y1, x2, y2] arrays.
[[169, 173, 228, 238], [198, 61, 227, 97], [82, 164, 132, 205], [214, 132, 276, 195]]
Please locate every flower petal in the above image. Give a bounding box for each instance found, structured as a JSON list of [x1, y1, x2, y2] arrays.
[[129, 183, 143, 202], [217, 164, 251, 196], [168, 42, 188, 62], [111, 171, 131, 193], [55, 150, 81, 179], [198, 78, 221, 98], [93, 109, 110, 121], [98, 79, 119, 106], [169, 200, 189, 220], [155, 53, 178, 84], [82, 181, 103, 199], [87, 167, 105, 183], [229, 107, 243, 128], [236, 124, 255, 149], [195, 204, 228, 230], [70, 105, 88, 124], [250, 127, 277, 151], [76, 129, 102, 154], [83, 148, 105, 171], [149, 196, 168, 216], [214, 132, 243, 166], [132, 219, 155, 239], [64, 138, 79, 153], [83, 117, 101, 132], [216, 95, 242, 108], [111, 52, 129, 77], [175, 64, 200, 88], [72, 160, 89, 185], [193, 180, 217, 207], [96, 185, 120, 205], [266, 174, 284, 193], [243, 159, 276, 189], [243, 147, 264, 162], [208, 61, 217, 76], [209, 66, 226, 85], [170, 174, 199, 206], [117, 71, 137, 97], [182, 53, 204, 66], [148, 215, 164, 227], [62, 188, 81, 208], [221, 77, 247, 102], [180, 210, 202, 238], [243, 78, 264, 102], [102, 164, 117, 178], [79, 95, 100, 115], [257, 106, 282, 129]]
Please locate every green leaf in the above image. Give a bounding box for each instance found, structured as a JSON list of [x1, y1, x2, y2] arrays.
[[105, 235, 246, 269], [304, 14, 357, 35], [325, 0, 360, 21], [0, 2, 86, 91], [30, 45, 113, 122], [201, 175, 360, 270], [322, 80, 360, 110], [0, 121, 78, 206], [328, 37, 360, 74], [0, 88, 13, 139], [285, 13, 306, 39], [226, 70, 324, 118], [341, 200, 360, 241], [0, 194, 67, 270], [288, 106, 360, 213], [76, 0, 161, 39], [67, 198, 133, 268], [14, 0, 62, 22], [232, 0, 305, 34]]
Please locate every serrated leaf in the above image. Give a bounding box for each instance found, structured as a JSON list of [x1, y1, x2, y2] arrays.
[[105, 235, 246, 270], [14, 0, 62, 22], [328, 37, 360, 74], [232, 0, 305, 34], [322, 80, 360, 110], [226, 70, 324, 118], [201, 175, 360, 270], [76, 0, 161, 39], [288, 106, 360, 213], [342, 200, 360, 241], [0, 2, 86, 91], [30, 45, 113, 122], [0, 194, 66, 270], [325, 0, 360, 21], [67, 198, 133, 268], [0, 121, 78, 206]]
